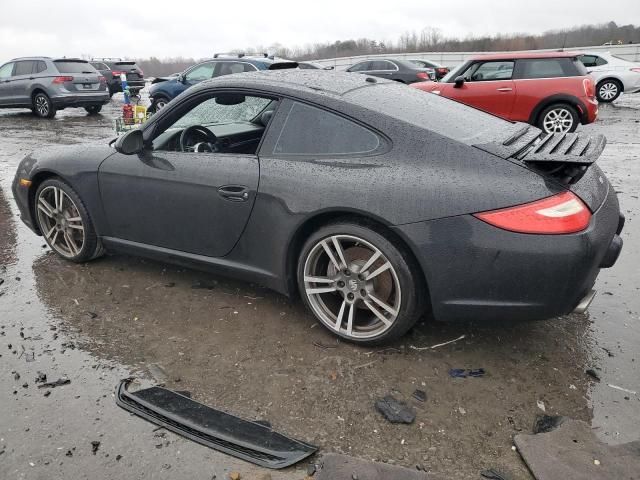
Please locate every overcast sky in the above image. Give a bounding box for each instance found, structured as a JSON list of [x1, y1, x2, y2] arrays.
[[1, 0, 639, 60]]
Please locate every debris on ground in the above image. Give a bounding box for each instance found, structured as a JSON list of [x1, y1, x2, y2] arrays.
[[448, 368, 485, 378], [532, 415, 565, 434], [35, 372, 46, 384], [37, 378, 70, 389], [480, 469, 513, 480], [374, 395, 416, 424], [116, 379, 316, 468], [608, 384, 637, 395], [515, 419, 640, 480], [315, 453, 433, 479], [536, 400, 546, 412], [412, 389, 427, 402], [229, 472, 241, 480], [191, 280, 216, 290], [409, 334, 466, 351], [585, 369, 601, 381], [91, 441, 100, 454]]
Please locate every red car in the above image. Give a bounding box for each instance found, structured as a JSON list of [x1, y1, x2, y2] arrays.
[[411, 52, 598, 134]]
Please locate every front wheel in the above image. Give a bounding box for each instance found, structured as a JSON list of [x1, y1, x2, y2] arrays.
[[596, 79, 622, 102], [537, 103, 579, 134], [149, 97, 169, 113], [34, 178, 104, 262], [297, 222, 424, 345], [85, 105, 102, 115], [32, 93, 56, 118]]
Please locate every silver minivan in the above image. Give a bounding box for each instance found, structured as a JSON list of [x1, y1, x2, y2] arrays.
[[0, 57, 110, 118]]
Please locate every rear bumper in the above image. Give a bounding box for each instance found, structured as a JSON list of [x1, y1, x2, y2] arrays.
[[51, 92, 110, 108], [580, 98, 599, 124], [394, 186, 623, 322]]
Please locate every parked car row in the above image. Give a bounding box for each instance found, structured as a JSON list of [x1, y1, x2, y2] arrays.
[[90, 58, 145, 97]]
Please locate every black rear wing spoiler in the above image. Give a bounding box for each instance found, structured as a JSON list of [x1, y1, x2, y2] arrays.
[[475, 124, 606, 183], [116, 379, 316, 469]]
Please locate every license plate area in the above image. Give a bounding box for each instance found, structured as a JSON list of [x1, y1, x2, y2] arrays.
[[83, 83, 93, 89]]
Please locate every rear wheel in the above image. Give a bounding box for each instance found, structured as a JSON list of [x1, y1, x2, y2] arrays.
[[596, 79, 622, 102], [297, 222, 424, 345], [35, 178, 104, 263], [32, 93, 56, 118], [538, 103, 579, 134], [85, 105, 102, 115]]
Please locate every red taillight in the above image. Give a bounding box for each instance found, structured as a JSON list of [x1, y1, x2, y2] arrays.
[[98, 76, 106, 83], [52, 76, 73, 84], [111, 70, 123, 76], [630, 67, 640, 73], [583, 78, 595, 98], [138, 69, 144, 76], [474, 191, 591, 234], [436, 67, 449, 73], [416, 72, 430, 80]]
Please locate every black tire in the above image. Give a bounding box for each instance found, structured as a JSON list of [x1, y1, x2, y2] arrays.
[[34, 178, 104, 263], [149, 96, 169, 113], [596, 78, 622, 103], [32, 92, 56, 118], [537, 103, 579, 134], [297, 220, 425, 345], [85, 105, 102, 115]]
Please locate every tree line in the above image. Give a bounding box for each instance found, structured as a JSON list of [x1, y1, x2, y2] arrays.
[[135, 21, 639, 77]]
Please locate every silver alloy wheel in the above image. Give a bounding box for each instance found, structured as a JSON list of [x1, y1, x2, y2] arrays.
[[599, 82, 618, 101], [542, 107, 574, 134], [35, 95, 49, 117], [36, 186, 85, 258], [303, 234, 401, 340]]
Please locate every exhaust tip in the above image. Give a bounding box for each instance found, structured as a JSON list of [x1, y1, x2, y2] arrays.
[[573, 289, 596, 314]]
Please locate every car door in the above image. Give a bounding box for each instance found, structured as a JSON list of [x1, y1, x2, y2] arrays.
[[98, 92, 273, 257], [0, 62, 15, 105], [445, 60, 516, 119], [9, 60, 36, 105]]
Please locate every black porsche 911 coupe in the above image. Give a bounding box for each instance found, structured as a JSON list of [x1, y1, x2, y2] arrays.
[[12, 71, 623, 344]]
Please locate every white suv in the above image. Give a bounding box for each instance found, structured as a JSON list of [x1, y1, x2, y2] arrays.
[[578, 51, 640, 102]]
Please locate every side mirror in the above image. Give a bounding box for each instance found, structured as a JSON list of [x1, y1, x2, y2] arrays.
[[454, 76, 465, 88], [178, 74, 186, 83], [114, 129, 144, 155]]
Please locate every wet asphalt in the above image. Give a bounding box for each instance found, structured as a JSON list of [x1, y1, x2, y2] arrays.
[[0, 92, 638, 480]]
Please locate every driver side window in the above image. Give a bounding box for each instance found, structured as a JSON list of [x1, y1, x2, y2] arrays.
[[185, 63, 215, 82], [464, 61, 514, 81], [0, 62, 14, 79], [152, 93, 276, 155]]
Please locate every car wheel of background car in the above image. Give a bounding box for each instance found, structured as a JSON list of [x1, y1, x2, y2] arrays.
[[538, 103, 579, 134], [85, 105, 102, 115], [32, 92, 56, 119], [298, 221, 424, 345], [35, 178, 103, 263], [150, 97, 169, 113], [596, 79, 622, 102]]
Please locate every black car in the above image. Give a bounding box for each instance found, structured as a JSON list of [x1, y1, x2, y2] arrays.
[[297, 61, 334, 70], [408, 59, 450, 80], [90, 58, 145, 96], [346, 58, 435, 82], [12, 71, 623, 344]]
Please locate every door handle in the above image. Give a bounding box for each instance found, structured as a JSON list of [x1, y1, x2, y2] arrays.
[[218, 185, 249, 202], [496, 87, 513, 92]]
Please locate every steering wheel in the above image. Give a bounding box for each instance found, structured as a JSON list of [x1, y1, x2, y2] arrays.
[[179, 125, 218, 153]]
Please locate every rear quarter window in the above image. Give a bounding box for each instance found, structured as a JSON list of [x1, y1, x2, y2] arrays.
[[273, 102, 381, 156], [516, 58, 582, 79]]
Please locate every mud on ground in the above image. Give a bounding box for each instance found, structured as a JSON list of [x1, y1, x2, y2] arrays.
[[1, 93, 639, 480]]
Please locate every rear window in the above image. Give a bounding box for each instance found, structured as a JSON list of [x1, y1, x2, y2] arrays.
[[54, 61, 96, 74], [345, 83, 518, 145], [115, 62, 137, 67], [516, 58, 582, 79]]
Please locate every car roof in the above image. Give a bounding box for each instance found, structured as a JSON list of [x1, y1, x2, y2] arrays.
[[469, 51, 582, 61], [195, 70, 387, 98], [10, 56, 51, 61]]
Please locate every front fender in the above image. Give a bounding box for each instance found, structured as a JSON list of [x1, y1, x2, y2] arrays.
[[15, 144, 115, 236]]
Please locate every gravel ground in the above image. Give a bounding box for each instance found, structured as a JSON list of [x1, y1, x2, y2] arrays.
[[0, 91, 638, 480]]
